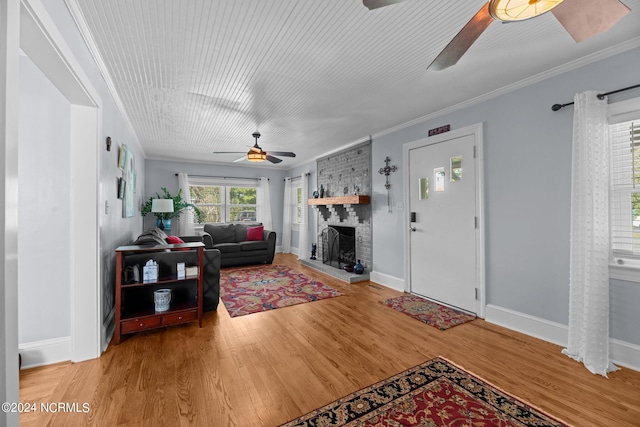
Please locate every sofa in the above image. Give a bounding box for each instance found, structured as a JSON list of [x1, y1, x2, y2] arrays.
[[201, 223, 276, 267], [131, 228, 221, 312]]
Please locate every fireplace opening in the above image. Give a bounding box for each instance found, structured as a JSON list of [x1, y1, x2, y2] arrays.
[[321, 226, 356, 268]]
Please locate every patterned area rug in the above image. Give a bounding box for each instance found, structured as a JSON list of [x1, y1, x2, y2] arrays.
[[381, 294, 476, 330], [280, 357, 567, 427], [220, 265, 342, 317]]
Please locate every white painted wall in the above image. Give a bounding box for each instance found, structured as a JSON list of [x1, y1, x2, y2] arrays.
[[14, 0, 145, 368], [18, 53, 71, 343], [42, 0, 146, 352], [1, 0, 21, 424]]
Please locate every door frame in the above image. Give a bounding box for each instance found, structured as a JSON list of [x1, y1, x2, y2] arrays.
[[402, 123, 486, 318], [20, 0, 103, 361]]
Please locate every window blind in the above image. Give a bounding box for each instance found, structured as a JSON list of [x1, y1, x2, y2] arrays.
[[611, 119, 640, 256]]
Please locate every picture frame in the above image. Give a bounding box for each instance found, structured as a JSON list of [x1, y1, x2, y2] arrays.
[[118, 145, 126, 170], [118, 178, 126, 199]]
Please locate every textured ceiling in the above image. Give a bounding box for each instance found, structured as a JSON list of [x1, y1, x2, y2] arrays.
[[67, 0, 640, 168]]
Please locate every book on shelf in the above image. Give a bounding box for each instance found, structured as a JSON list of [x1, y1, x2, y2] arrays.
[[185, 266, 198, 278]]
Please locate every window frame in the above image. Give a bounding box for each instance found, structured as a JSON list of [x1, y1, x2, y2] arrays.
[[187, 177, 258, 226], [608, 96, 640, 282], [291, 185, 303, 231]]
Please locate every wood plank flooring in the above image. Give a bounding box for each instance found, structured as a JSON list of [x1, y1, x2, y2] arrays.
[[20, 254, 640, 426]]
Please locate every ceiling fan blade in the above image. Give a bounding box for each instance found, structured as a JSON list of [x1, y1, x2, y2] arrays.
[[362, 0, 407, 10], [551, 0, 630, 43], [427, 2, 493, 71], [265, 151, 296, 157], [265, 155, 282, 164], [232, 156, 246, 163]]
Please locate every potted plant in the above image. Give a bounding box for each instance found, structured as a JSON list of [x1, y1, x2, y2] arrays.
[[141, 187, 204, 231]]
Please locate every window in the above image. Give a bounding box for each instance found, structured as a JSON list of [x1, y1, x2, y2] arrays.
[[609, 96, 640, 279], [295, 186, 303, 224], [189, 178, 258, 224], [611, 119, 640, 256]]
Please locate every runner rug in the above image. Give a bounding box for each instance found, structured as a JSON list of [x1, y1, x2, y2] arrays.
[[380, 294, 475, 330], [220, 265, 342, 317], [280, 357, 567, 427]]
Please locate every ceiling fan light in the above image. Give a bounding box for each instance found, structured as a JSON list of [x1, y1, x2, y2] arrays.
[[247, 151, 266, 162], [489, 0, 565, 22]]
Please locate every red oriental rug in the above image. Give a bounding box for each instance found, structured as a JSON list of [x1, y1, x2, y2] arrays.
[[220, 265, 342, 317], [381, 294, 476, 330], [280, 357, 567, 427]]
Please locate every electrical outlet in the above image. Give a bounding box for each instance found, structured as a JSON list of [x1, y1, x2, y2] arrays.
[[105, 200, 109, 214]]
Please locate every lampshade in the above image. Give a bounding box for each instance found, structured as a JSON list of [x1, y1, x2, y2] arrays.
[[246, 150, 267, 162], [489, 0, 565, 22], [151, 198, 174, 213]]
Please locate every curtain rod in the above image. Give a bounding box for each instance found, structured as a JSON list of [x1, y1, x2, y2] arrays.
[[551, 83, 640, 111], [175, 174, 267, 180], [284, 172, 311, 181]]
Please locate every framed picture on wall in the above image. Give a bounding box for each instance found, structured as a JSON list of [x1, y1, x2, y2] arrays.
[[118, 178, 126, 199], [118, 145, 126, 170]]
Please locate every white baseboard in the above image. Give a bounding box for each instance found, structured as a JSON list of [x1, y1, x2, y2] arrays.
[[485, 304, 640, 372], [19, 336, 71, 369], [370, 270, 405, 292], [610, 338, 640, 372], [102, 307, 115, 352], [485, 304, 568, 346]]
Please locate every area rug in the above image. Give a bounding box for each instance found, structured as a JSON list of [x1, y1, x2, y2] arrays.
[[280, 357, 567, 427], [380, 294, 475, 330], [220, 265, 342, 317]]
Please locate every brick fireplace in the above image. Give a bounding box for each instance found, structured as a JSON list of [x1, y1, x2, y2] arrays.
[[312, 142, 372, 274]]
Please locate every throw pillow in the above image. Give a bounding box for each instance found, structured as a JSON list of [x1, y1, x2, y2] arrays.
[[166, 235, 191, 251], [133, 231, 167, 246], [246, 225, 264, 241]]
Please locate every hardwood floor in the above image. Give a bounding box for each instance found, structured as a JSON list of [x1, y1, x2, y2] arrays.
[[20, 254, 640, 426]]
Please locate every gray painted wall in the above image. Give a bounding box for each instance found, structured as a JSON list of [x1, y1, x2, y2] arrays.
[[144, 160, 287, 245], [371, 47, 640, 345]]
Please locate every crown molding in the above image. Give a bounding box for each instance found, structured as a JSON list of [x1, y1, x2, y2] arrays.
[[64, 0, 145, 157], [372, 37, 640, 140]]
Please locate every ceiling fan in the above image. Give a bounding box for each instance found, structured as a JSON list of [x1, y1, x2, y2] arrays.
[[364, 0, 630, 71], [213, 132, 296, 164]]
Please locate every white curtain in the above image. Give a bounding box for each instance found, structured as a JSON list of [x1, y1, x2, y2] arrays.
[[298, 173, 310, 260], [177, 173, 194, 236], [562, 91, 617, 376], [257, 177, 273, 230], [281, 178, 292, 253]]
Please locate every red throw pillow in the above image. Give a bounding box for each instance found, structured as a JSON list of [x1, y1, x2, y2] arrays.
[[246, 226, 264, 241], [166, 235, 191, 251], [166, 235, 185, 244]]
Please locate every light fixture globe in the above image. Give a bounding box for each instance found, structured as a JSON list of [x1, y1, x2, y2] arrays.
[[246, 150, 266, 162], [489, 0, 565, 22]]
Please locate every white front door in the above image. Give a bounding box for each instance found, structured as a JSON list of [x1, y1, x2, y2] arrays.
[[404, 125, 483, 314]]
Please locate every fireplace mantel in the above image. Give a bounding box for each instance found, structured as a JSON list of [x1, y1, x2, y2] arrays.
[[308, 195, 369, 206]]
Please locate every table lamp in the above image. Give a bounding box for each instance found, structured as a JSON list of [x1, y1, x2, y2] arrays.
[[151, 198, 174, 230]]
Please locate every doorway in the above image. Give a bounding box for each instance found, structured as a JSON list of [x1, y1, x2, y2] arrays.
[[403, 124, 485, 315]]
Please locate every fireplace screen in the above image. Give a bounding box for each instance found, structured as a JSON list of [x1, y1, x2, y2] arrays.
[[321, 226, 356, 268]]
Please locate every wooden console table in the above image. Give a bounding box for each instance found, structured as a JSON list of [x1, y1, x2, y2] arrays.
[[114, 242, 204, 344]]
